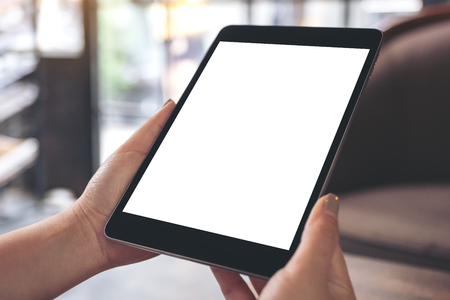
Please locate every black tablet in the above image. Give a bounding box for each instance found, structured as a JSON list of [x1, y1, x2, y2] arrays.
[[105, 25, 383, 279]]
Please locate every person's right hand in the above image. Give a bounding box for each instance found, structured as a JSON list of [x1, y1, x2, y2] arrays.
[[212, 193, 356, 300]]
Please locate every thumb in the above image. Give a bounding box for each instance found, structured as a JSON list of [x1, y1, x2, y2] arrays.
[[285, 194, 340, 280]]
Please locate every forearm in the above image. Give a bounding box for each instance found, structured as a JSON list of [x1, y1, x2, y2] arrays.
[[0, 207, 107, 300]]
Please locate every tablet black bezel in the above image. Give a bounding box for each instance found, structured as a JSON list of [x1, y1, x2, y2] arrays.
[[105, 25, 383, 279]]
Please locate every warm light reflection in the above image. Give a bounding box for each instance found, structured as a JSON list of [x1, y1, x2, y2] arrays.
[[147, 0, 209, 101], [149, 1, 208, 41]]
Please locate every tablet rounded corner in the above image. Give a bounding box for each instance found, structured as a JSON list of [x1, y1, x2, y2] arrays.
[[104, 221, 114, 240], [375, 28, 385, 42]]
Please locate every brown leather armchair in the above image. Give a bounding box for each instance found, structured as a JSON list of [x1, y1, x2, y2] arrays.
[[325, 4, 450, 270]]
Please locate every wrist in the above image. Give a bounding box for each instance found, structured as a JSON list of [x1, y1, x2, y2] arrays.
[[64, 202, 112, 272], [0, 206, 108, 300]]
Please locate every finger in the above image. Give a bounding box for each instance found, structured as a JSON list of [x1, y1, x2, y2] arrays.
[[249, 276, 267, 295], [211, 268, 255, 300], [117, 99, 176, 155], [328, 246, 356, 299], [285, 194, 340, 281]]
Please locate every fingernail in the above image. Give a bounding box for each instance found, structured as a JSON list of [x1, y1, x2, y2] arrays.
[[323, 193, 339, 220], [162, 99, 174, 107]]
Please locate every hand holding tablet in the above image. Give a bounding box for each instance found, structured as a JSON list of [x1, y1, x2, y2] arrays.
[[105, 25, 383, 279], [212, 193, 356, 299]]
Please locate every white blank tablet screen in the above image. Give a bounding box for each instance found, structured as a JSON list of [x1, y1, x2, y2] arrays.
[[123, 41, 369, 250]]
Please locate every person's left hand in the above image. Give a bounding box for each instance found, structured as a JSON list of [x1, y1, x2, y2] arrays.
[[212, 193, 355, 300], [70, 100, 176, 269]]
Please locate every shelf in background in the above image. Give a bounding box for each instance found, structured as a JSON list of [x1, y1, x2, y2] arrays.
[[0, 82, 38, 122], [0, 51, 38, 90], [0, 28, 35, 55], [0, 0, 41, 198], [0, 135, 39, 188]]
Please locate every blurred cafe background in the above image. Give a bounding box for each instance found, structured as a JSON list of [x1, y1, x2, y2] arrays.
[[1, 0, 450, 299]]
